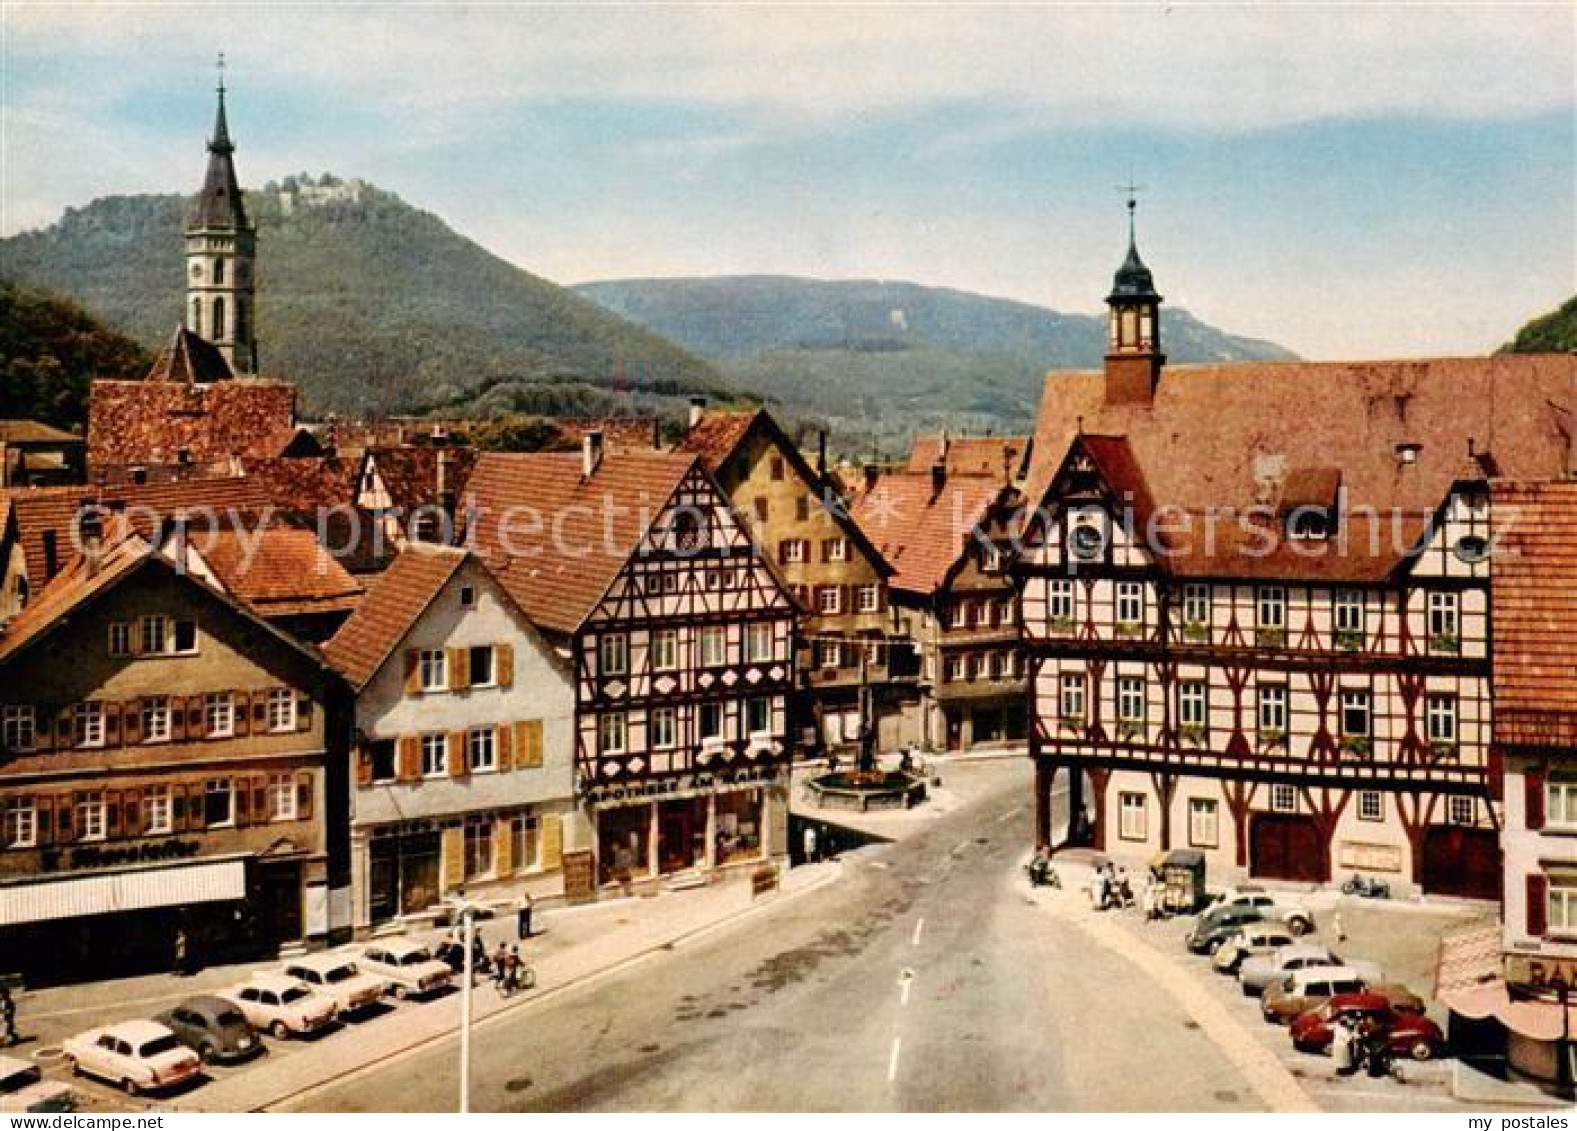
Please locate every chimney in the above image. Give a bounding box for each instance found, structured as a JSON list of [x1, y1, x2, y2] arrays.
[[930, 461, 947, 497], [583, 430, 605, 478], [863, 463, 880, 492], [77, 500, 104, 575], [652, 417, 663, 451], [435, 448, 448, 501], [938, 429, 950, 460], [688, 396, 706, 429], [817, 431, 828, 477]]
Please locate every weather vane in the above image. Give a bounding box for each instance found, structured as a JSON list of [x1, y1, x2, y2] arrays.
[[1116, 178, 1145, 214], [216, 51, 226, 95]]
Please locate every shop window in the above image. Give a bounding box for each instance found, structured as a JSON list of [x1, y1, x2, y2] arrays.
[[464, 819, 494, 881], [715, 790, 763, 865], [511, 814, 541, 872]]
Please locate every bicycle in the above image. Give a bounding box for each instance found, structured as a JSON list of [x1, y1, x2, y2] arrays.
[[495, 962, 537, 998]]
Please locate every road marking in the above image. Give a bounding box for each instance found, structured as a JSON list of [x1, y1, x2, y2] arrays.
[[887, 1036, 902, 1082], [911, 918, 925, 946], [900, 979, 912, 1006]]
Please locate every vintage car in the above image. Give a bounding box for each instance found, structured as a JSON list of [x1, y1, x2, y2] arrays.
[[1239, 943, 1383, 996], [1207, 889, 1315, 936], [1289, 993, 1447, 1060], [1186, 906, 1266, 955], [221, 974, 337, 1039], [1211, 924, 1297, 975], [62, 1020, 201, 1096], [1261, 967, 1369, 1024], [0, 1055, 73, 1112], [155, 995, 262, 1064], [283, 953, 387, 1017], [357, 940, 453, 999]]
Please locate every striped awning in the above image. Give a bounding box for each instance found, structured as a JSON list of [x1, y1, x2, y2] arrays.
[[0, 860, 246, 926]]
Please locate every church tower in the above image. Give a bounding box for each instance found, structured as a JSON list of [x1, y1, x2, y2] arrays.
[[185, 60, 256, 374], [1103, 193, 1164, 406]]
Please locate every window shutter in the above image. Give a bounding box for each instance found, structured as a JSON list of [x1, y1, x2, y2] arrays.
[[356, 746, 374, 788], [251, 692, 269, 729], [1486, 747, 1505, 802], [236, 779, 251, 827], [171, 785, 187, 830], [404, 651, 422, 696], [777, 542, 788, 566], [122, 789, 142, 838], [449, 648, 470, 692], [56, 706, 76, 750], [441, 826, 465, 892], [233, 692, 250, 737], [1526, 765, 1546, 831], [1527, 873, 1549, 937], [123, 701, 143, 746], [170, 698, 188, 743], [36, 795, 55, 846], [184, 698, 204, 738], [56, 795, 74, 843], [104, 702, 123, 748], [398, 737, 420, 783], [496, 723, 514, 771], [296, 692, 313, 732], [514, 721, 543, 769], [296, 771, 314, 821], [541, 814, 563, 870], [495, 644, 514, 688], [496, 816, 515, 876], [105, 790, 122, 838], [447, 731, 468, 778]]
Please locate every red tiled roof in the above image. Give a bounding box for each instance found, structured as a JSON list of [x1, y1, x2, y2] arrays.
[[88, 377, 296, 469], [556, 417, 662, 453], [1491, 479, 1577, 748], [850, 471, 1006, 596], [322, 543, 467, 689], [242, 456, 360, 513], [199, 526, 363, 617], [675, 411, 759, 472], [145, 327, 235, 384], [906, 435, 1031, 481], [465, 450, 699, 635], [365, 446, 477, 513]]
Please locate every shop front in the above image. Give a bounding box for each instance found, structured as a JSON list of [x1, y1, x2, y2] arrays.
[[367, 825, 441, 925], [591, 775, 783, 889]]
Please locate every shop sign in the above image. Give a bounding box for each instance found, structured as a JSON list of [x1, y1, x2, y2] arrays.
[[1506, 952, 1577, 993], [66, 839, 203, 871]]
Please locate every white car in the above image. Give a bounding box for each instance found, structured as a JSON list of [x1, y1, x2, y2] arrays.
[[1210, 923, 1298, 974], [62, 1020, 200, 1096], [1210, 889, 1315, 936], [0, 1055, 73, 1112], [1240, 942, 1382, 997], [221, 973, 337, 1039], [283, 954, 387, 1016], [357, 940, 453, 999]]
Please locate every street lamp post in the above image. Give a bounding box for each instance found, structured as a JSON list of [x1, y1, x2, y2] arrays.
[[448, 894, 479, 1114]]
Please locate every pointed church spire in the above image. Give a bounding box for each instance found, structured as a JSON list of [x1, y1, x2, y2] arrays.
[[1103, 184, 1164, 406], [185, 58, 257, 374], [209, 52, 233, 156]]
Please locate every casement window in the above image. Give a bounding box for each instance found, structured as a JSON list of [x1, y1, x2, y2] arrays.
[[651, 707, 677, 749], [598, 713, 627, 755], [1117, 676, 1146, 725], [965, 653, 983, 680], [76, 792, 107, 841], [2, 706, 36, 752], [1271, 784, 1297, 813], [746, 623, 773, 663], [140, 615, 166, 656], [1339, 690, 1372, 739], [988, 652, 1006, 679], [1426, 694, 1458, 744], [1048, 580, 1076, 621], [817, 641, 844, 670], [795, 495, 810, 522], [945, 655, 965, 682], [172, 620, 198, 654], [699, 702, 725, 742], [369, 740, 397, 784], [818, 586, 842, 615], [1116, 582, 1144, 627], [421, 733, 448, 778], [1257, 685, 1288, 734], [1118, 793, 1147, 841], [142, 697, 172, 743], [510, 814, 541, 872], [1179, 682, 1208, 729], [464, 817, 494, 881], [1549, 876, 1577, 936], [419, 649, 448, 691], [3, 798, 36, 849], [109, 622, 132, 657], [747, 696, 771, 736], [1448, 796, 1475, 826], [204, 779, 234, 828], [857, 584, 881, 614], [459, 585, 476, 608], [671, 511, 704, 552], [1427, 591, 1460, 644], [143, 786, 173, 834], [1182, 583, 1210, 627], [981, 543, 1003, 572], [205, 693, 234, 738], [599, 634, 628, 677], [1546, 779, 1577, 830], [266, 688, 297, 733], [1333, 590, 1364, 636], [269, 773, 298, 821], [824, 538, 849, 563], [1257, 587, 1287, 630], [73, 702, 105, 749], [469, 646, 495, 686], [753, 497, 769, 522], [653, 629, 680, 671], [1188, 798, 1219, 848], [951, 603, 969, 629], [468, 727, 497, 773], [1358, 791, 1383, 822], [700, 626, 727, 667], [769, 456, 786, 481], [1060, 674, 1086, 721], [782, 540, 807, 564]]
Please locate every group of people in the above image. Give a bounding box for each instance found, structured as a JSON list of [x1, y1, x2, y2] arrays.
[[488, 941, 532, 994], [1090, 862, 1135, 911], [1330, 1014, 1396, 1079]]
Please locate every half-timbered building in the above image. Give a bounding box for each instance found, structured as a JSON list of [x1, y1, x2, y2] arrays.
[[1018, 212, 1577, 894], [465, 436, 798, 895]]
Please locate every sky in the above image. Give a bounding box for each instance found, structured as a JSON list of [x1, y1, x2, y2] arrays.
[[2, 2, 1573, 360]]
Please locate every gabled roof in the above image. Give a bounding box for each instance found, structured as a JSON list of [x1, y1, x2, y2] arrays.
[[675, 411, 760, 472], [556, 417, 661, 453], [322, 544, 467, 689], [1490, 479, 1577, 749], [465, 449, 700, 635], [241, 456, 359, 514], [146, 327, 236, 384], [199, 526, 363, 619], [849, 471, 1007, 596], [905, 435, 1031, 481], [364, 446, 477, 513], [0, 420, 81, 445]]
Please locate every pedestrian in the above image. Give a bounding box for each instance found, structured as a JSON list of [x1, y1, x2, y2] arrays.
[[802, 824, 819, 864], [173, 926, 191, 977], [517, 892, 535, 940], [1331, 1015, 1356, 1076], [1333, 911, 1346, 943], [0, 985, 17, 1048], [1091, 869, 1108, 911], [491, 941, 509, 987]]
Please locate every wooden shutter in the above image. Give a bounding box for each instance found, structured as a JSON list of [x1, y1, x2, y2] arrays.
[[236, 777, 251, 827], [171, 785, 187, 831], [122, 789, 142, 838], [404, 651, 422, 696], [296, 771, 314, 820], [36, 795, 55, 846], [447, 731, 468, 777], [397, 737, 420, 783], [496, 815, 515, 876], [1528, 873, 1549, 937], [514, 720, 543, 769], [355, 746, 374, 787], [251, 691, 269, 731], [56, 794, 74, 843], [123, 701, 143, 746], [495, 644, 514, 688], [56, 706, 76, 750], [1526, 765, 1546, 831], [104, 702, 123, 748], [233, 693, 250, 737], [185, 697, 205, 738], [170, 698, 188, 743], [496, 723, 513, 771], [541, 814, 563, 870], [105, 790, 122, 838], [441, 826, 465, 892], [449, 648, 470, 692], [295, 692, 313, 732]]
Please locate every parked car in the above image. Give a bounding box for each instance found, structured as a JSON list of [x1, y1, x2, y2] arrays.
[[62, 1020, 201, 1096], [357, 940, 453, 999], [221, 974, 337, 1039], [0, 1055, 73, 1112], [1261, 967, 1369, 1024], [1288, 993, 1446, 1061], [1211, 924, 1297, 975], [1239, 943, 1382, 997], [1186, 907, 1266, 955], [1209, 889, 1315, 936], [154, 995, 262, 1065], [283, 954, 387, 1017]]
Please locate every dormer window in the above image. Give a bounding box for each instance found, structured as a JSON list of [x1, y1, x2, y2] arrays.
[[1287, 508, 1330, 540]]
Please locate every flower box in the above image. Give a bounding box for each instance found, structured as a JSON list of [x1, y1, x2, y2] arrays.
[[1255, 627, 1286, 648], [1334, 628, 1365, 652]]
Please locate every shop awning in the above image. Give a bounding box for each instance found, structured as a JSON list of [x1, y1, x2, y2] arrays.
[[0, 860, 245, 927]]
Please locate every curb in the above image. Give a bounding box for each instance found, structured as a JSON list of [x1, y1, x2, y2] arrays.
[[250, 861, 845, 1112]]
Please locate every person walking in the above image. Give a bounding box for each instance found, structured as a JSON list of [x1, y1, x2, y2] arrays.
[[517, 892, 535, 940], [491, 942, 510, 989], [802, 824, 819, 864], [0, 985, 17, 1047], [1332, 1015, 1357, 1076]]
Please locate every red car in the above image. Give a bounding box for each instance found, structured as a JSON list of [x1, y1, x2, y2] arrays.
[[1289, 993, 1445, 1061]]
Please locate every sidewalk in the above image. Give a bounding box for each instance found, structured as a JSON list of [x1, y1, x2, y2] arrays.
[[16, 860, 841, 1112]]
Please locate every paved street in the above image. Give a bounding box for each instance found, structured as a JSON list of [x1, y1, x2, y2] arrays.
[[285, 760, 1262, 1112]]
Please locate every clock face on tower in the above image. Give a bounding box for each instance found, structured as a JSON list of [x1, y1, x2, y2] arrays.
[[1069, 523, 1105, 562]]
